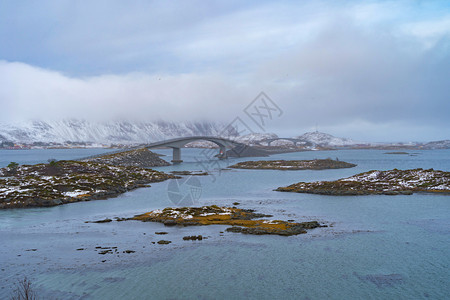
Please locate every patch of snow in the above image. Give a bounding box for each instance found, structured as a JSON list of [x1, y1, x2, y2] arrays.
[[63, 190, 89, 197]]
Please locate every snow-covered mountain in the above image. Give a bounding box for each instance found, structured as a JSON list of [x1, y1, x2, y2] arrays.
[[0, 120, 239, 144], [235, 133, 278, 144], [422, 140, 450, 149], [293, 131, 359, 147]]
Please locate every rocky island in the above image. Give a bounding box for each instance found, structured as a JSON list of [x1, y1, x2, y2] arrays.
[[229, 159, 356, 170], [129, 205, 323, 236], [0, 160, 175, 209], [276, 168, 450, 195]]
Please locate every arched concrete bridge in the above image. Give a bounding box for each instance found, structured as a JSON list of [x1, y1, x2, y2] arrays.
[[143, 136, 242, 163]]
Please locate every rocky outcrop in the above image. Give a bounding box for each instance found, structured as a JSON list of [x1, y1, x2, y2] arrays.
[[276, 168, 450, 195], [229, 159, 356, 170]]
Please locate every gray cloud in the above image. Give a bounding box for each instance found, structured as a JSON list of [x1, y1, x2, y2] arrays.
[[0, 1, 449, 142]]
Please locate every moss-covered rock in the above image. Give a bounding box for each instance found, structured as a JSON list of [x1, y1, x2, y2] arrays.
[[130, 205, 324, 236]]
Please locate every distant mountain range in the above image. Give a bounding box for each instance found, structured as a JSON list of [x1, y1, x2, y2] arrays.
[[0, 120, 238, 144], [236, 131, 359, 147], [236, 131, 450, 149], [0, 120, 448, 149]]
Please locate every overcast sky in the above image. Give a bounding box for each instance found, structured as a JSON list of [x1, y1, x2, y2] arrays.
[[0, 0, 449, 142]]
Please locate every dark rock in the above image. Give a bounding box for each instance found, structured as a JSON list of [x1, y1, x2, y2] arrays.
[[182, 235, 203, 241], [163, 220, 177, 226], [157, 240, 172, 245]]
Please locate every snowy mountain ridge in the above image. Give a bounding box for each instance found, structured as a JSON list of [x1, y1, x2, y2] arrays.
[[293, 131, 360, 147], [235, 133, 278, 143]]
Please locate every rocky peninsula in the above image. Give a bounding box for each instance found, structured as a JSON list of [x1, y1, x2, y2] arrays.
[[83, 148, 170, 167], [129, 205, 323, 236], [229, 159, 356, 170], [276, 168, 450, 195], [170, 170, 209, 176], [0, 160, 175, 209]]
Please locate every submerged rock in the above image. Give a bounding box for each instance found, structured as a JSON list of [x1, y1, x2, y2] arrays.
[[87, 218, 113, 223], [384, 152, 409, 155], [183, 235, 203, 241], [157, 240, 172, 245]]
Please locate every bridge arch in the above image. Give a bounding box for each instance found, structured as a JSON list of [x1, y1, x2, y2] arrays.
[[143, 136, 241, 163]]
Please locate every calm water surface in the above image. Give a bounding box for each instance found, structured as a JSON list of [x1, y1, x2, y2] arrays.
[[0, 148, 449, 299]]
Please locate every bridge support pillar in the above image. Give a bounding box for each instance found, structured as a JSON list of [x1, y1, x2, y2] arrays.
[[171, 147, 183, 163], [218, 145, 227, 159]]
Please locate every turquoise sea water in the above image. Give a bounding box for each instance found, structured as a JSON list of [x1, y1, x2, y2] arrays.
[[0, 148, 449, 299]]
